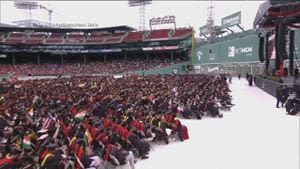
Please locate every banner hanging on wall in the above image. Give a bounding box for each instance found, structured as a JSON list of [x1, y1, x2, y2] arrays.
[[221, 11, 241, 29]]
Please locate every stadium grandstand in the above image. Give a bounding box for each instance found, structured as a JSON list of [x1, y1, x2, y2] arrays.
[[0, 25, 193, 76]]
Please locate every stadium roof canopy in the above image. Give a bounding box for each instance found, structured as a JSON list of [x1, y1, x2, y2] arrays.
[[0, 25, 136, 33], [0, 23, 15, 27], [253, 0, 300, 32]]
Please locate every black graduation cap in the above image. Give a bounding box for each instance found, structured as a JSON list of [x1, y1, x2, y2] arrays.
[[43, 154, 62, 168], [46, 143, 57, 150]]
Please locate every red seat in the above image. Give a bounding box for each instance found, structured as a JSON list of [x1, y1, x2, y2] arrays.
[[4, 39, 24, 44], [45, 34, 64, 43], [9, 32, 26, 38], [85, 38, 105, 43], [5, 32, 26, 44], [104, 32, 125, 43], [66, 34, 85, 43], [105, 38, 121, 43], [145, 29, 171, 39], [45, 39, 63, 43], [123, 31, 144, 42], [30, 34, 46, 38], [172, 28, 193, 38]]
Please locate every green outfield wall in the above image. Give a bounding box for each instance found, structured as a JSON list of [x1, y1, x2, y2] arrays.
[[295, 30, 300, 57], [193, 35, 260, 65], [134, 61, 191, 75]]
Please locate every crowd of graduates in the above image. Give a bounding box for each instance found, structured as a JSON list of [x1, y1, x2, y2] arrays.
[[0, 73, 233, 169]]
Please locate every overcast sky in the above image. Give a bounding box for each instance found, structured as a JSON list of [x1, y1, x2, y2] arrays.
[[0, 1, 263, 36]]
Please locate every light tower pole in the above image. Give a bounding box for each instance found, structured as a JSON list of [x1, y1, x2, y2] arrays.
[[207, 0, 215, 42], [139, 4, 146, 31], [128, 0, 152, 31]]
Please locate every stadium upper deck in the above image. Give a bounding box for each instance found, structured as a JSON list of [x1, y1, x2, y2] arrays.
[[0, 26, 193, 46]]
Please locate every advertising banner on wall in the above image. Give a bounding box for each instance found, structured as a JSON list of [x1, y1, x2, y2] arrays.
[[219, 35, 259, 63], [221, 11, 241, 29], [142, 46, 179, 51], [193, 35, 260, 64]]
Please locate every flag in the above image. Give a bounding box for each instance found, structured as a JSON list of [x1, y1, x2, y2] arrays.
[[74, 110, 87, 121], [38, 134, 48, 140], [43, 113, 56, 129], [23, 135, 31, 150], [28, 107, 34, 116], [84, 129, 92, 143]]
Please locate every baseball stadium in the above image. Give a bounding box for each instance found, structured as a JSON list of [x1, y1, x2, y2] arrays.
[[0, 1, 299, 169]]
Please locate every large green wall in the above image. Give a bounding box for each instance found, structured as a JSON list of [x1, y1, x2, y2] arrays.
[[194, 35, 260, 65], [193, 43, 221, 64], [134, 61, 191, 75], [219, 35, 259, 63], [194, 30, 300, 66], [295, 30, 300, 57]]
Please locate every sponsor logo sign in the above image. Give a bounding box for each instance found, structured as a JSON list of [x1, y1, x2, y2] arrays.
[[227, 46, 253, 57], [221, 11, 241, 28]]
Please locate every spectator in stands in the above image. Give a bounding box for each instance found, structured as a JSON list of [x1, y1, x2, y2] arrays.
[[0, 56, 185, 76]]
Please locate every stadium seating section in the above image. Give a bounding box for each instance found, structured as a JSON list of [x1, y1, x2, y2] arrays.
[[25, 33, 47, 44], [65, 33, 86, 43], [172, 28, 193, 38], [45, 33, 65, 44], [123, 31, 144, 42], [4, 32, 26, 44], [0, 28, 192, 45], [144, 29, 172, 40]]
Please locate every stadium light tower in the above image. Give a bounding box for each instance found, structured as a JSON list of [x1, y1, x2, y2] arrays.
[[14, 0, 38, 26], [207, 0, 215, 41], [128, 0, 152, 31]]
